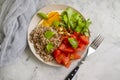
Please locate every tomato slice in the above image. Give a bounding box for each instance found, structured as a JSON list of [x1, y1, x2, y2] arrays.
[[74, 32, 79, 37], [59, 43, 66, 50], [55, 53, 66, 64], [77, 43, 85, 51], [62, 57, 70, 65], [63, 38, 70, 46], [70, 34, 77, 39], [64, 61, 71, 68], [62, 56, 71, 68], [54, 49, 62, 63], [74, 53, 81, 59], [70, 52, 81, 60], [55, 56, 62, 64], [63, 48, 74, 53], [53, 49, 61, 57], [79, 35, 89, 45]]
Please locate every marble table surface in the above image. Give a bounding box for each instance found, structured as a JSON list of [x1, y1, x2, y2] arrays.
[[0, 0, 120, 80]]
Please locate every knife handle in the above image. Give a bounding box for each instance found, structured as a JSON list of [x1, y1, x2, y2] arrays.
[[65, 66, 79, 80]]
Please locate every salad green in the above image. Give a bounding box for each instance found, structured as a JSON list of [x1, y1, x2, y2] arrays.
[[61, 7, 91, 36]]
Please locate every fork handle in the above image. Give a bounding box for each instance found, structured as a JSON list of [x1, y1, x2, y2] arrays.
[[65, 66, 79, 80]]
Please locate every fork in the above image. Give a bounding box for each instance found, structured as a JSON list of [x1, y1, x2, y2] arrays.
[[65, 34, 104, 80]]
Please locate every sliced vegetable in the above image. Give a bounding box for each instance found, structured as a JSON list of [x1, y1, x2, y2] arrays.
[[53, 49, 71, 68], [79, 35, 89, 45], [54, 49, 61, 58], [63, 48, 74, 53], [46, 43, 54, 53], [54, 49, 62, 63], [37, 12, 48, 19], [70, 53, 81, 60], [59, 43, 66, 50], [44, 30, 55, 39], [62, 57, 71, 68], [64, 61, 71, 68], [77, 42, 86, 52], [68, 38, 78, 49]]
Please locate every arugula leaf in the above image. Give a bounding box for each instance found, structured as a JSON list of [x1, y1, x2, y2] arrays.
[[63, 14, 68, 25], [66, 7, 74, 19], [85, 19, 92, 28], [81, 19, 91, 36], [71, 12, 80, 22], [65, 8, 74, 29], [60, 7, 91, 36]]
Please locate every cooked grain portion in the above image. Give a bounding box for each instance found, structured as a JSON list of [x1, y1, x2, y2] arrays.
[[30, 26, 61, 62]]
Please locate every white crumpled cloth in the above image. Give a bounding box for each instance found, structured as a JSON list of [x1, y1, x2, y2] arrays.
[[0, 0, 49, 67]]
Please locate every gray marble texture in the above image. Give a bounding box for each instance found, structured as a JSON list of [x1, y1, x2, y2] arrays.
[[0, 0, 120, 80]]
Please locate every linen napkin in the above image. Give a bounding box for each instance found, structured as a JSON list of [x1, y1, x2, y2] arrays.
[[77, 40, 120, 80], [0, 0, 49, 67]]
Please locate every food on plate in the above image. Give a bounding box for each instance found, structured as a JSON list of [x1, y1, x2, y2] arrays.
[[30, 27, 61, 62], [29, 7, 91, 68]]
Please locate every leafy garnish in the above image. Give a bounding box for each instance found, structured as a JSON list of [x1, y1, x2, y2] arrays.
[[37, 12, 48, 19], [61, 7, 91, 36], [68, 38, 78, 49], [44, 30, 55, 39], [46, 43, 54, 53]]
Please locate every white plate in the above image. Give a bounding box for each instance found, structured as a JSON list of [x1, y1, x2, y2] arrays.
[[28, 4, 87, 67]]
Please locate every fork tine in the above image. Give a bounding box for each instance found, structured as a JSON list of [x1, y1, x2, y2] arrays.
[[95, 37, 104, 49], [90, 34, 101, 47], [90, 34, 104, 49], [93, 35, 103, 48]]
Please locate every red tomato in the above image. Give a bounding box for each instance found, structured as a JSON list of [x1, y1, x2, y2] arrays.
[[53, 49, 61, 57], [74, 53, 81, 59], [78, 43, 85, 51], [74, 32, 80, 38], [55, 52, 66, 64], [55, 56, 62, 64], [70, 52, 81, 60], [79, 35, 89, 45], [63, 48, 74, 53], [64, 60, 71, 68], [54, 49, 62, 63], [62, 57, 70, 65], [70, 34, 77, 39], [53, 32, 89, 68], [63, 38, 70, 46], [59, 43, 66, 50], [61, 36, 68, 39]]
